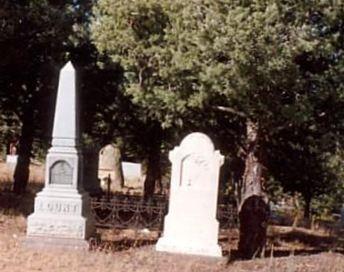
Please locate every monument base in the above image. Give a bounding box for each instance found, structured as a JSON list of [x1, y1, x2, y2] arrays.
[[25, 236, 90, 250], [27, 188, 95, 248], [156, 214, 222, 257], [156, 238, 222, 257]]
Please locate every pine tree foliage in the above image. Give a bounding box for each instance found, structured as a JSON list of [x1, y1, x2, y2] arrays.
[[92, 0, 344, 216]]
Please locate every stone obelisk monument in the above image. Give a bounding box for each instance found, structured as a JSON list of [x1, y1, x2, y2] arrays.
[[26, 62, 94, 249]]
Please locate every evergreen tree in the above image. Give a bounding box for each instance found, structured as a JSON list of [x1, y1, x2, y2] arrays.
[[91, 0, 344, 258]]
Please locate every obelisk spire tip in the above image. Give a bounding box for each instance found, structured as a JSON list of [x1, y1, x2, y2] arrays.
[[62, 61, 75, 72]]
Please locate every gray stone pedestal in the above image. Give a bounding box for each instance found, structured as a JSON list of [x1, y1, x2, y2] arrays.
[[27, 188, 94, 249]]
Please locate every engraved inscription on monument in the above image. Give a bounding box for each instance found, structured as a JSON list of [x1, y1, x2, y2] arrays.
[[180, 154, 209, 187], [37, 199, 80, 214], [50, 161, 73, 185]]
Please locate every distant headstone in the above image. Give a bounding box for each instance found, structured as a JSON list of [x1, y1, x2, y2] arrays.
[[122, 162, 141, 178], [6, 139, 18, 167], [122, 162, 142, 188], [99, 145, 117, 171], [98, 144, 123, 191], [26, 62, 94, 249], [9, 140, 18, 155], [156, 132, 224, 257], [6, 155, 18, 165]]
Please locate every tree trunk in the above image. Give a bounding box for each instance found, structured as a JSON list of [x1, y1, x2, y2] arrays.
[[83, 146, 102, 194], [143, 147, 161, 199], [231, 156, 245, 210], [303, 194, 312, 220], [292, 193, 301, 228], [13, 111, 34, 194], [142, 123, 162, 200], [238, 120, 269, 259], [113, 145, 124, 189]]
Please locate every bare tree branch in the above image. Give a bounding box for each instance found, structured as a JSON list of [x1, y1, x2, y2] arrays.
[[213, 105, 247, 118]]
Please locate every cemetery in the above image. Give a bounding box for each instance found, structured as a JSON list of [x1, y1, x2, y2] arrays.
[[0, 1, 344, 271]]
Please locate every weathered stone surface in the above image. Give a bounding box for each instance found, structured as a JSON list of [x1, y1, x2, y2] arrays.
[[122, 161, 142, 188], [51, 61, 78, 149], [27, 217, 87, 239], [98, 144, 123, 191], [156, 132, 224, 257], [122, 162, 141, 179], [6, 155, 18, 164], [26, 62, 94, 248], [6, 155, 18, 169], [50, 160, 73, 185], [27, 190, 94, 239], [25, 236, 90, 250], [34, 196, 82, 215], [99, 145, 117, 171]]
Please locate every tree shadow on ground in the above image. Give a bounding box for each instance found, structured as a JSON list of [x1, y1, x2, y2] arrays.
[[0, 181, 42, 216], [89, 236, 158, 253], [227, 227, 344, 262], [275, 228, 340, 249]]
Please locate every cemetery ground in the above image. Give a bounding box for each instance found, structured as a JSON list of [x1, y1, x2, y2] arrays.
[[0, 162, 343, 272]]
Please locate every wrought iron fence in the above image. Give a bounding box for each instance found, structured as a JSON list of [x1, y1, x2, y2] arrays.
[[217, 203, 239, 229], [90, 194, 238, 231]]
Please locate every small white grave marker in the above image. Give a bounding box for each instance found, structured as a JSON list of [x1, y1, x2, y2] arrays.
[[122, 162, 141, 179], [156, 132, 224, 257]]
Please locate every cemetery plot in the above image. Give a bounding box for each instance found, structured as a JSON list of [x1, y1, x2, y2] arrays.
[[90, 195, 166, 230], [90, 195, 238, 231]]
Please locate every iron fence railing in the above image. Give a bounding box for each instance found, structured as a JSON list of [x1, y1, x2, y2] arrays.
[[90, 194, 238, 231]]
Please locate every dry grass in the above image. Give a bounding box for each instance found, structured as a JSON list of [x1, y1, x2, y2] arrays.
[[0, 162, 44, 190], [0, 217, 343, 272], [0, 162, 343, 272]]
